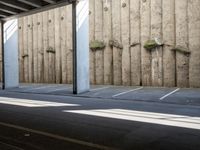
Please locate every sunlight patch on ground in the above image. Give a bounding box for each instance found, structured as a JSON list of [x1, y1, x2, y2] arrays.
[[0, 97, 80, 107], [64, 109, 200, 130]]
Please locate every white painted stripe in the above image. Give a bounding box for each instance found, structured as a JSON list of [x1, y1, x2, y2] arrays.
[[112, 87, 143, 98], [0, 122, 117, 150], [23, 86, 49, 91], [19, 85, 32, 88], [24, 85, 58, 92], [0, 97, 80, 107], [160, 88, 180, 100], [90, 86, 111, 92], [93, 109, 200, 124], [46, 87, 71, 93], [65, 109, 200, 130]]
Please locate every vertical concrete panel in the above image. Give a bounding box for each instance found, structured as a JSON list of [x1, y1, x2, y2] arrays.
[[112, 0, 122, 85], [175, 0, 189, 87], [54, 8, 61, 84], [141, 0, 151, 86], [89, 0, 95, 84], [66, 6, 73, 84], [94, 0, 104, 84], [27, 16, 33, 83], [37, 13, 44, 83], [33, 14, 38, 83], [42, 11, 49, 83], [48, 9, 56, 83], [151, 0, 163, 86], [23, 17, 29, 83], [121, 0, 131, 86], [188, 0, 200, 87], [60, 6, 67, 84], [18, 18, 24, 83], [130, 0, 141, 86], [162, 0, 176, 87], [103, 0, 113, 85]]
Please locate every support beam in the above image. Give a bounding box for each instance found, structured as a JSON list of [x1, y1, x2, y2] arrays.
[[18, 0, 42, 8], [2, 0, 71, 21], [0, 0, 32, 11], [0, 10, 11, 17], [72, 0, 90, 94], [0, 4, 20, 15], [43, 0, 56, 4]]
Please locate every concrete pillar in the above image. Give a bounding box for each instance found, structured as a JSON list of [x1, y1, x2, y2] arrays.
[[72, 0, 90, 94], [2, 20, 19, 89]]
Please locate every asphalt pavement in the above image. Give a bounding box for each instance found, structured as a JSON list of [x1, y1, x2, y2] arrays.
[[0, 90, 199, 150]]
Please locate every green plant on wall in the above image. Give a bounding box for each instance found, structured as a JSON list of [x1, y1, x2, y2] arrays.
[[109, 39, 123, 49], [171, 46, 191, 55], [144, 39, 163, 50], [90, 40, 105, 51]]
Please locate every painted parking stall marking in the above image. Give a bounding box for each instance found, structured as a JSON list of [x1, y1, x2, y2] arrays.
[[160, 88, 180, 100], [90, 86, 112, 92], [112, 87, 143, 98]]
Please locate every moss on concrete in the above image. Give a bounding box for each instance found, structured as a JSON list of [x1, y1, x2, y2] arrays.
[[109, 39, 123, 49], [90, 40, 105, 50], [171, 46, 191, 55], [144, 39, 163, 50]]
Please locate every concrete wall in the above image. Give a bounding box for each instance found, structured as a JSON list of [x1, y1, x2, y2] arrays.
[[3, 0, 200, 88]]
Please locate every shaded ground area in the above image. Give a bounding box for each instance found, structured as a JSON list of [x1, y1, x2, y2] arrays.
[[0, 90, 199, 150], [4, 83, 200, 106]]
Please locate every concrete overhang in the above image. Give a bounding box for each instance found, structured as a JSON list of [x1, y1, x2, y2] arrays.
[[0, 0, 75, 21]]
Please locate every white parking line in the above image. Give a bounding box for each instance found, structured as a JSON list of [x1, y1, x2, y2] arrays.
[[0, 97, 80, 107], [46, 87, 71, 93], [160, 88, 180, 100], [112, 87, 143, 98], [24, 85, 58, 92], [90, 86, 111, 92]]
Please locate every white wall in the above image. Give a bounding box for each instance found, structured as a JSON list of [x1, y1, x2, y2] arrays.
[[4, 19, 19, 88], [75, 0, 90, 93]]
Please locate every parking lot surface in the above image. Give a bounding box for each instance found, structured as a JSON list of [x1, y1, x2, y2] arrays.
[[3, 84, 200, 106]]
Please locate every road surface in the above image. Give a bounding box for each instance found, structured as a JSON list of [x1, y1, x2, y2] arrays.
[[0, 90, 199, 150]]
